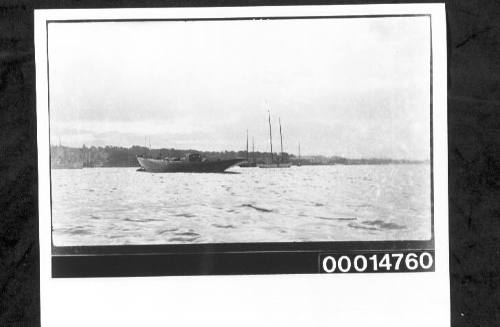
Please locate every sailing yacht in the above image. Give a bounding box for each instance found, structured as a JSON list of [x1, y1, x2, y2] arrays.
[[258, 110, 291, 168], [239, 129, 257, 167]]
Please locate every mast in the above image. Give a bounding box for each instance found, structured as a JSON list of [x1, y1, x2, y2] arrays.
[[298, 142, 301, 165], [279, 117, 284, 163], [267, 109, 273, 163], [252, 137, 255, 163], [246, 129, 249, 162]]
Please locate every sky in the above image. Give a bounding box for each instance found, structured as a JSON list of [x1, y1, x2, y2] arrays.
[[48, 16, 431, 159]]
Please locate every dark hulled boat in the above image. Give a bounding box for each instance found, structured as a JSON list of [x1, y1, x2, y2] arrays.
[[239, 161, 257, 167], [137, 153, 244, 173]]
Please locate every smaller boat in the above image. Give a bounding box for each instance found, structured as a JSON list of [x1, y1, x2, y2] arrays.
[[258, 163, 291, 168], [239, 130, 257, 167], [258, 110, 291, 168], [137, 153, 244, 173]]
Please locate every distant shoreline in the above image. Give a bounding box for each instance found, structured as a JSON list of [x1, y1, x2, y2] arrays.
[[50, 144, 430, 169], [53, 162, 429, 169]]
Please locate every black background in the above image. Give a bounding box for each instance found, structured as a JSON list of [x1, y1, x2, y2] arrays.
[[0, 0, 499, 326]]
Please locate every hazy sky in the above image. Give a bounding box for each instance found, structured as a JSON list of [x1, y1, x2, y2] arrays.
[[48, 16, 431, 159]]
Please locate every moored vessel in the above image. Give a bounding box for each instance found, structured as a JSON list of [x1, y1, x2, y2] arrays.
[[258, 110, 291, 168], [137, 153, 244, 173], [239, 130, 257, 167]]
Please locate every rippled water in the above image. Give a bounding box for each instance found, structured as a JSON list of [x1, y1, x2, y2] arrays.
[[51, 164, 431, 245]]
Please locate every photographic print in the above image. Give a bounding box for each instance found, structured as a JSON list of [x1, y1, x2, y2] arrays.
[[47, 14, 432, 247], [36, 5, 449, 327], [36, 3, 448, 282]]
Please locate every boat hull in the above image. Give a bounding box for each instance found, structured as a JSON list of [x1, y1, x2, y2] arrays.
[[258, 162, 292, 168], [137, 157, 244, 173], [239, 162, 257, 167]]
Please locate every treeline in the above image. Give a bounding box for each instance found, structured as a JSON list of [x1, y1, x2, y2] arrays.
[[50, 145, 428, 168], [298, 155, 428, 165], [51, 145, 287, 168]]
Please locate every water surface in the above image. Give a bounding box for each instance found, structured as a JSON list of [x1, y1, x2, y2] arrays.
[[51, 164, 431, 245]]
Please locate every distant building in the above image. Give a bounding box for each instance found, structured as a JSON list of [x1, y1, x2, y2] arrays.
[[50, 145, 83, 169]]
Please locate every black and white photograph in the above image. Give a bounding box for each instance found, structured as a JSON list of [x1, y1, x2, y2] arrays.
[[35, 4, 449, 327], [47, 14, 432, 247]]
